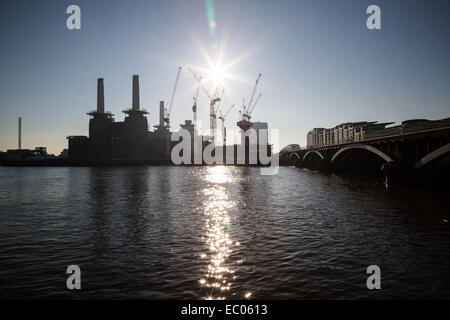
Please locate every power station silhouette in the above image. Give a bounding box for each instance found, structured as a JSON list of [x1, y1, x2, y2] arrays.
[[67, 75, 173, 163], [66, 74, 271, 165]]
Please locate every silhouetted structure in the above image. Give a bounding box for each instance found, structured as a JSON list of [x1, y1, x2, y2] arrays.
[[236, 119, 272, 165], [3, 147, 49, 161], [64, 74, 272, 166], [282, 118, 450, 185], [67, 136, 89, 160], [18, 117, 21, 150], [307, 121, 394, 148], [67, 75, 172, 163]]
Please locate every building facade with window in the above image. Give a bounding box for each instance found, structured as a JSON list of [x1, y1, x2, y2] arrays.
[[306, 121, 393, 149]]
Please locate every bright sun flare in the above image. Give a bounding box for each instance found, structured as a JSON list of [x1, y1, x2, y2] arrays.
[[184, 36, 260, 101], [208, 64, 226, 86]]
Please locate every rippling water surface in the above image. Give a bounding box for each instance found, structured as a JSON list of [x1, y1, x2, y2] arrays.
[[0, 166, 449, 299]]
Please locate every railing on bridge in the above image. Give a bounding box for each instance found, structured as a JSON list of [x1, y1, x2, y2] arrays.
[[316, 118, 450, 148], [362, 118, 450, 141], [287, 118, 450, 152], [280, 117, 450, 158], [280, 118, 450, 187]]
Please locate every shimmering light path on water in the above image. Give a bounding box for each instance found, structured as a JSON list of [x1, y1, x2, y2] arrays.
[[0, 166, 449, 299]]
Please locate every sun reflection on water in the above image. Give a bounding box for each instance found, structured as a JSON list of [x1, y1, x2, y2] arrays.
[[199, 166, 243, 300]]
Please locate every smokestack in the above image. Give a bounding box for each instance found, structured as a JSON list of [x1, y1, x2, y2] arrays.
[[18, 117, 21, 150], [97, 78, 105, 113], [132, 75, 140, 111], [160, 101, 165, 126]]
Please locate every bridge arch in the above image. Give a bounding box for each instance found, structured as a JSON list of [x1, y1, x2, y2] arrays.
[[414, 142, 450, 170], [303, 150, 325, 161], [331, 144, 393, 163], [289, 152, 300, 161]]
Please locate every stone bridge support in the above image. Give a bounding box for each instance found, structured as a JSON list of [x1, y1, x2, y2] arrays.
[[283, 138, 450, 186]]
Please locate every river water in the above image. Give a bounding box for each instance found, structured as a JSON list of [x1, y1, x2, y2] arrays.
[[0, 166, 449, 299]]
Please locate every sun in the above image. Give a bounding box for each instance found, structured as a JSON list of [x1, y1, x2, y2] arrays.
[[184, 35, 260, 98], [208, 64, 226, 86]]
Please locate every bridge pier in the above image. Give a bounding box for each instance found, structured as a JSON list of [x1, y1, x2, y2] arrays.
[[381, 162, 413, 185], [281, 123, 450, 187], [317, 159, 330, 172]]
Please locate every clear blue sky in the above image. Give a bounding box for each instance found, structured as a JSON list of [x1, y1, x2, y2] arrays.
[[1, 0, 449, 154]]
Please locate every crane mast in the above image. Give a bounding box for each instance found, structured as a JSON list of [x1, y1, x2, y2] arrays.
[[218, 104, 235, 146], [164, 67, 182, 127], [243, 73, 262, 121], [192, 76, 202, 125], [189, 68, 221, 143], [247, 93, 262, 120]]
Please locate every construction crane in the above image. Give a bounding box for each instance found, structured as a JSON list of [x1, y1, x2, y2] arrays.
[[192, 76, 202, 125], [215, 88, 225, 113], [218, 104, 235, 146], [242, 73, 262, 121], [164, 66, 182, 128], [246, 93, 262, 120], [189, 68, 221, 143]]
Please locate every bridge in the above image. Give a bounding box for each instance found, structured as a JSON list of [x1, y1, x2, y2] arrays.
[[280, 118, 450, 185]]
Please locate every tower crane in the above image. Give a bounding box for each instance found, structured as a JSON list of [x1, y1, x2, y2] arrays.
[[218, 104, 235, 146], [192, 75, 202, 125], [212, 88, 225, 137], [189, 68, 222, 143], [215, 88, 225, 113], [246, 93, 262, 121], [164, 66, 182, 128], [242, 73, 262, 121]]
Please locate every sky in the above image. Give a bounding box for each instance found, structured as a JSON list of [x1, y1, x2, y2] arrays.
[[0, 0, 449, 154]]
